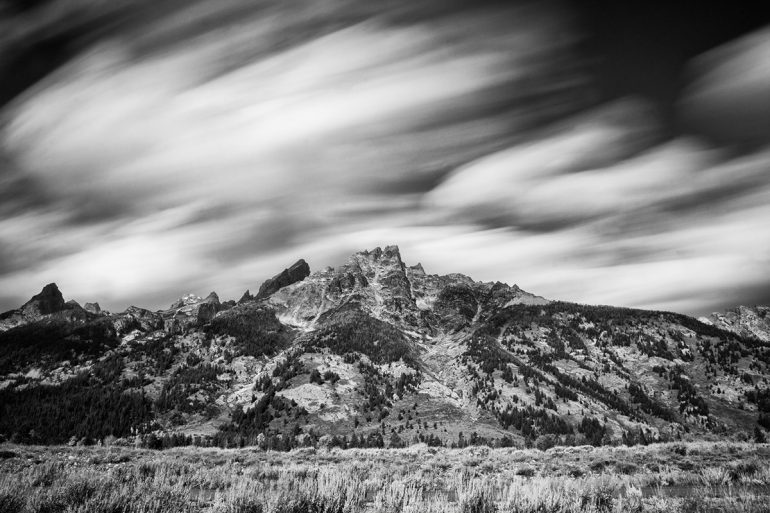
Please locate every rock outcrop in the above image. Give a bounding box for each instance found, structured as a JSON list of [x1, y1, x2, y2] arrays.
[[84, 302, 101, 314], [113, 306, 165, 335], [256, 259, 310, 299], [706, 305, 770, 342], [196, 292, 223, 323]]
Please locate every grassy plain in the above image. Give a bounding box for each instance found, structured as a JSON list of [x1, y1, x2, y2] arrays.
[[1, 442, 769, 512]]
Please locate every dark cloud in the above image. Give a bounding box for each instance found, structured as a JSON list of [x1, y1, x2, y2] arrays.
[[680, 27, 770, 146], [571, 1, 770, 133], [0, 0, 165, 108], [0, 171, 48, 217]]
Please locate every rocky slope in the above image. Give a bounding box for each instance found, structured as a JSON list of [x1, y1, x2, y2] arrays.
[[0, 246, 768, 449], [702, 306, 770, 343]]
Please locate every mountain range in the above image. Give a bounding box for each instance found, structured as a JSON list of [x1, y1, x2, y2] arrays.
[[1, 245, 768, 449]]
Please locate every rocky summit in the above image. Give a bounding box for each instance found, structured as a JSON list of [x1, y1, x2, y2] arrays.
[[0, 245, 769, 449], [23, 283, 66, 316]]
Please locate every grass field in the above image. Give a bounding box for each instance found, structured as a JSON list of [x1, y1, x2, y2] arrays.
[[1, 442, 769, 512]]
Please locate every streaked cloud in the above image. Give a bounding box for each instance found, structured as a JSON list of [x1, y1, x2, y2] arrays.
[[0, 3, 768, 316]]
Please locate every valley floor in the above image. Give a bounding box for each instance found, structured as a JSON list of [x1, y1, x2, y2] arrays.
[[1, 442, 769, 512]]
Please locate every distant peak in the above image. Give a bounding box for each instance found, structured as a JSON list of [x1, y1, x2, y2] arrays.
[[169, 293, 203, 310], [84, 302, 101, 314]]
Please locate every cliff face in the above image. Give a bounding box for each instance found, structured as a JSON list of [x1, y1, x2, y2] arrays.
[[1, 246, 769, 448]]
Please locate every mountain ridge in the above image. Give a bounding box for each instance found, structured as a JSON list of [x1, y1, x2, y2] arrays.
[[0, 245, 768, 449]]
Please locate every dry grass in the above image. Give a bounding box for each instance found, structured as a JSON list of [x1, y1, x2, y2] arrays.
[[0, 442, 769, 512]]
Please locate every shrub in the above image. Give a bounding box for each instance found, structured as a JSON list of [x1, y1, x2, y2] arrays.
[[515, 467, 535, 477], [309, 369, 323, 385], [672, 444, 688, 456], [0, 492, 24, 513], [228, 498, 264, 513], [461, 492, 497, 513]]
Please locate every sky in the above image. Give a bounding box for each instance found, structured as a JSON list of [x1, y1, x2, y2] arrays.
[[0, 0, 769, 316]]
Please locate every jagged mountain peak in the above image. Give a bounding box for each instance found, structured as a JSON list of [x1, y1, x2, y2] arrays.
[[265, 245, 546, 333], [352, 244, 403, 260], [347, 245, 405, 272], [23, 282, 66, 315], [238, 290, 254, 304], [263, 245, 422, 330], [0, 282, 99, 332], [36, 282, 63, 298], [2, 245, 769, 449]]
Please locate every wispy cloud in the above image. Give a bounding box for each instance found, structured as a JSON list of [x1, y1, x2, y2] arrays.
[[0, 1, 586, 310]]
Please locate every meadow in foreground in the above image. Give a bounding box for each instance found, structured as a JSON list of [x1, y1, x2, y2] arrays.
[[1, 442, 769, 513]]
